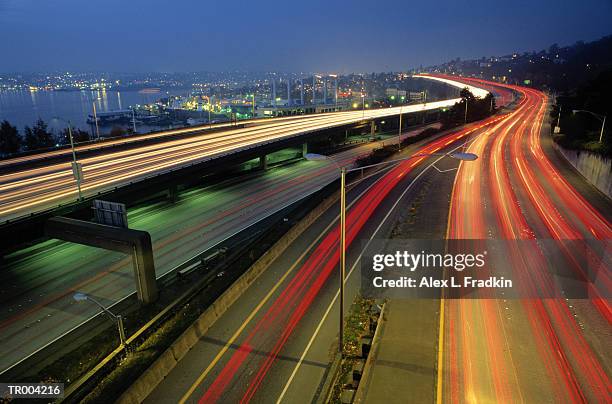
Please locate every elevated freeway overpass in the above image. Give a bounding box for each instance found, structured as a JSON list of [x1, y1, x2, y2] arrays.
[[0, 78, 487, 226]]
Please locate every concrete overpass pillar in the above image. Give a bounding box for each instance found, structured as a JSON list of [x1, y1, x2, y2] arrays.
[[302, 143, 308, 156], [259, 154, 268, 170], [370, 120, 376, 136]]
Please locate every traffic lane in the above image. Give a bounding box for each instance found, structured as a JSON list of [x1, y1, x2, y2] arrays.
[[445, 86, 609, 402], [445, 105, 558, 403], [503, 91, 611, 400]]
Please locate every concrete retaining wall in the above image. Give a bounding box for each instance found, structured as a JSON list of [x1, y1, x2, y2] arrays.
[[553, 142, 612, 199], [117, 190, 339, 404]]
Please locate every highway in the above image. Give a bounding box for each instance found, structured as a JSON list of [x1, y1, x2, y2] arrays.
[[143, 115, 505, 403], [441, 77, 611, 403], [0, 126, 435, 375], [0, 95, 488, 223], [6, 74, 606, 403], [138, 76, 610, 404]]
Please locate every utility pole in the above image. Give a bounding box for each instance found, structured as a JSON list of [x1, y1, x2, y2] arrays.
[[339, 167, 346, 356]]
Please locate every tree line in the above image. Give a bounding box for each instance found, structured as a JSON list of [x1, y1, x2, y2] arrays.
[[552, 68, 611, 156], [440, 88, 496, 129], [0, 119, 91, 157]]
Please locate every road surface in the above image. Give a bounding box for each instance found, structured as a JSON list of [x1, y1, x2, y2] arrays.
[[141, 77, 610, 404], [441, 77, 611, 403]]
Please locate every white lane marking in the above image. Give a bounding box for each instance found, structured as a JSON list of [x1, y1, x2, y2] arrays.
[[276, 136, 481, 402]]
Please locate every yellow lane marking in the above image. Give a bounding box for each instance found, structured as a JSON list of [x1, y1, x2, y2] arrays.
[[178, 217, 338, 404]]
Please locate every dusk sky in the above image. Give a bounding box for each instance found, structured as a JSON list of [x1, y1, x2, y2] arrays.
[[1, 0, 611, 73]]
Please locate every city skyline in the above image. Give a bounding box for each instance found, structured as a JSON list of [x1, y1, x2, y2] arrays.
[[1, 0, 611, 73]]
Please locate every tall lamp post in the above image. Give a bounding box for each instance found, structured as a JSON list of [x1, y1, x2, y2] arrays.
[[74, 292, 127, 347], [53, 117, 83, 201], [305, 151, 478, 356], [572, 109, 607, 143]]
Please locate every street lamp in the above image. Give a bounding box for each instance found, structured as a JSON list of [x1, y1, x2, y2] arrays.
[[304, 150, 478, 356], [53, 117, 83, 201], [73, 292, 127, 347], [572, 109, 607, 143]]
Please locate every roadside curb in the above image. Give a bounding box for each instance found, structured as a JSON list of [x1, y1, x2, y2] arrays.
[[353, 302, 387, 404]]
